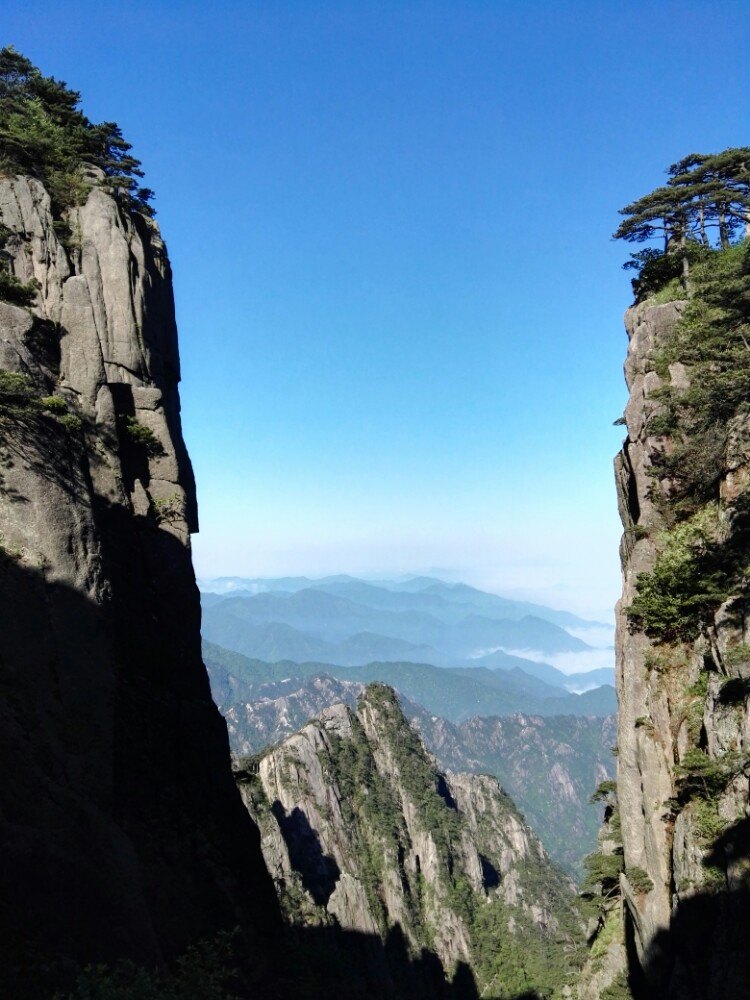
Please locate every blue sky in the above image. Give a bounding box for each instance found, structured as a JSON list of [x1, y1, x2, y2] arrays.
[[6, 1, 749, 617]]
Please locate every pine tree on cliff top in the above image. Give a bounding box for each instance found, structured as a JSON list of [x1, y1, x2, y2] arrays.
[[615, 147, 750, 297], [0, 46, 153, 217]]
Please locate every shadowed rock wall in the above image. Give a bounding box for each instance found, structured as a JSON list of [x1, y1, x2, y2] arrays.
[[0, 175, 280, 996]]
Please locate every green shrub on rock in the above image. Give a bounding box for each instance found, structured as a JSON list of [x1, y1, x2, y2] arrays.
[[601, 971, 634, 1000], [0, 267, 37, 306], [627, 506, 731, 642], [0, 368, 36, 412], [625, 867, 654, 894], [122, 416, 161, 454], [582, 850, 623, 898]]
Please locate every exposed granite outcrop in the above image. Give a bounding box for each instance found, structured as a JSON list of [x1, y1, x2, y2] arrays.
[[0, 175, 279, 995], [610, 300, 750, 997], [419, 710, 616, 876], [239, 684, 583, 996]]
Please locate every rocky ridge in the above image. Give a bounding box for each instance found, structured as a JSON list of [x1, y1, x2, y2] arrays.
[[239, 682, 585, 998], [204, 643, 615, 874]]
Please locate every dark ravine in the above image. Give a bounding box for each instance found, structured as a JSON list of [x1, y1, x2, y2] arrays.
[[0, 170, 281, 994]]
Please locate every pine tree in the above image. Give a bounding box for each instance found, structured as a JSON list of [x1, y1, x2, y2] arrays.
[[0, 46, 153, 218], [615, 147, 750, 298]]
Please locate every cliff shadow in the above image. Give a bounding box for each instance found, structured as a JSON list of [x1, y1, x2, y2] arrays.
[[0, 528, 283, 1000], [282, 921, 481, 1000], [271, 800, 341, 905], [627, 816, 750, 1000], [0, 532, 563, 1000], [479, 853, 501, 889], [45, 919, 554, 1000], [436, 772, 459, 810]]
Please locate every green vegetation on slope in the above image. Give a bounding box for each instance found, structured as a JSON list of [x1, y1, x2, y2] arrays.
[[0, 368, 81, 431], [245, 684, 585, 998], [422, 712, 616, 877], [327, 707, 421, 933], [352, 687, 587, 997], [627, 505, 733, 642]]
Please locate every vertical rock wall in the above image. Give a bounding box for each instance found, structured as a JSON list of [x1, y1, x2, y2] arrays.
[[614, 300, 750, 998], [0, 175, 279, 994], [240, 686, 583, 996]]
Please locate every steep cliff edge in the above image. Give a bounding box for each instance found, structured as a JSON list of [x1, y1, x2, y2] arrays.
[[609, 270, 750, 997], [239, 683, 585, 998], [0, 162, 279, 995]]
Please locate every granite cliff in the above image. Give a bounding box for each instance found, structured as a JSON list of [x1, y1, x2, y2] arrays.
[[606, 293, 750, 997], [0, 160, 280, 994], [239, 683, 586, 998], [203, 642, 615, 874]]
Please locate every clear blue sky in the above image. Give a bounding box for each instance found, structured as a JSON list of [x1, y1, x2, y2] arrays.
[[6, 1, 749, 617]]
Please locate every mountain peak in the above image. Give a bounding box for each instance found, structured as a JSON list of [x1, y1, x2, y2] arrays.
[[238, 685, 585, 995]]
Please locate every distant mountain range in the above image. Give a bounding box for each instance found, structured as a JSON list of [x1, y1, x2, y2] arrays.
[[199, 573, 608, 629], [199, 575, 614, 691], [201, 576, 617, 876], [204, 640, 616, 725]]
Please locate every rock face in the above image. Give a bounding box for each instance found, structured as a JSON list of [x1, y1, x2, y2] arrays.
[[418, 711, 616, 876], [612, 300, 750, 997], [220, 671, 365, 752], [0, 175, 279, 994], [239, 683, 584, 997]]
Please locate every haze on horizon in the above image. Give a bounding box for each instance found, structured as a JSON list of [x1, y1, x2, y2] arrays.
[[198, 571, 617, 676], [197, 553, 619, 625], [8, 1, 748, 626]]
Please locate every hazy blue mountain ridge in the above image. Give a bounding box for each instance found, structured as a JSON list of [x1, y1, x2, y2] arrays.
[[472, 651, 614, 691], [200, 574, 607, 626], [202, 641, 616, 721], [201, 588, 593, 664]]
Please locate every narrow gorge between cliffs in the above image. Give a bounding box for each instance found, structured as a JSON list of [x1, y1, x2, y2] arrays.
[[2, 43, 750, 1000]]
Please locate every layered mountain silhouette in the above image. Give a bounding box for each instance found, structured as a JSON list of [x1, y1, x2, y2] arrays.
[[203, 641, 616, 725], [200, 576, 613, 694]]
